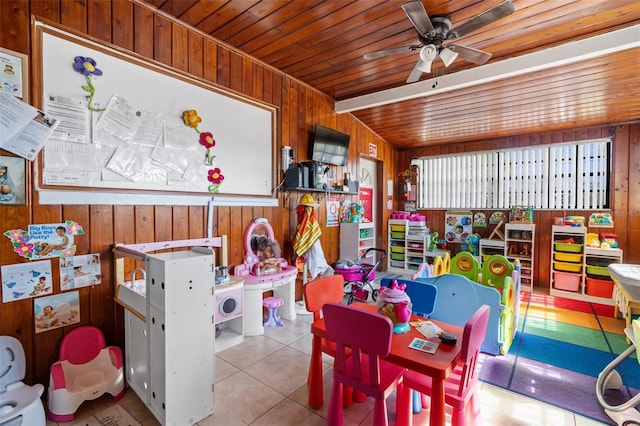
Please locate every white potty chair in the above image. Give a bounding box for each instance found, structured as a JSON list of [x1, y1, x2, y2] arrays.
[[0, 335, 46, 426]]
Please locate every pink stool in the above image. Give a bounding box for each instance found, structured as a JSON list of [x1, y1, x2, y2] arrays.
[[263, 296, 284, 327]]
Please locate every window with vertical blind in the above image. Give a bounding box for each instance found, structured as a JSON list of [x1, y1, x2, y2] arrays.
[[412, 139, 611, 210]]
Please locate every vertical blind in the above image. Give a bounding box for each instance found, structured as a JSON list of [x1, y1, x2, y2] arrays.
[[413, 139, 611, 210]]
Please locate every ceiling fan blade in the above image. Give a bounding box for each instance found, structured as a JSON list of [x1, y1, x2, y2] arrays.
[[406, 60, 425, 83], [402, 1, 434, 36], [447, 44, 492, 65], [363, 45, 420, 60], [449, 0, 515, 39]]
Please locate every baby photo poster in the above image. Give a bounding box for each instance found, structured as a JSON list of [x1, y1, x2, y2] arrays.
[[60, 253, 102, 291], [28, 222, 75, 259], [34, 291, 80, 333], [1, 260, 53, 302]]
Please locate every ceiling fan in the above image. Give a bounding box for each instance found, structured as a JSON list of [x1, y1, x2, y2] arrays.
[[364, 0, 515, 83]]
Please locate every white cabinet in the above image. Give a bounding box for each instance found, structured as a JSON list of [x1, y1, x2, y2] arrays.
[[340, 222, 375, 264], [550, 225, 622, 305], [505, 223, 535, 292], [115, 245, 216, 425]]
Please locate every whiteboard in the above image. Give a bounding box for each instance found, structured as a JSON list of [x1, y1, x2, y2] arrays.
[[36, 22, 275, 198]]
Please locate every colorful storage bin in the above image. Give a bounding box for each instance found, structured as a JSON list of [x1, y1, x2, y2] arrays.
[[586, 265, 610, 277], [554, 252, 582, 263], [390, 225, 405, 232], [554, 242, 583, 253], [553, 271, 581, 291], [554, 261, 582, 273], [391, 232, 405, 239], [585, 277, 614, 298], [390, 246, 405, 253], [390, 253, 404, 261]]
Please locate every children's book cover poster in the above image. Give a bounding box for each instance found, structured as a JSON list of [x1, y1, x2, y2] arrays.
[[27, 222, 75, 260], [1, 260, 53, 303], [34, 291, 80, 333], [444, 211, 473, 243], [60, 253, 102, 291]]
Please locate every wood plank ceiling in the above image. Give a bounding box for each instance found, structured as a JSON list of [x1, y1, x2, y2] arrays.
[[142, 0, 640, 149]]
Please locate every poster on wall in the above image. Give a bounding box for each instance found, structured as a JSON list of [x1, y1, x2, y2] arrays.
[[34, 291, 80, 333], [325, 195, 340, 227], [0, 155, 26, 204], [60, 253, 102, 291], [27, 222, 76, 260], [1, 260, 53, 303], [359, 187, 373, 223], [444, 211, 473, 243]]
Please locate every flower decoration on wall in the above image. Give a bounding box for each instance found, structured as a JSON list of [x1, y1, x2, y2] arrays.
[[182, 109, 225, 193], [4, 229, 33, 259], [73, 56, 105, 112], [65, 220, 85, 236]]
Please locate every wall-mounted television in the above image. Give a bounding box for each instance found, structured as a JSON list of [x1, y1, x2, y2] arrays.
[[310, 124, 350, 166]]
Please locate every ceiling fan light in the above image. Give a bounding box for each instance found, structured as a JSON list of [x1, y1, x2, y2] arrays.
[[417, 44, 437, 73], [440, 47, 459, 67]]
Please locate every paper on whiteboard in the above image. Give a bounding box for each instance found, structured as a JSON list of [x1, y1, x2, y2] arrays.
[[44, 139, 101, 172], [44, 94, 91, 144], [94, 94, 143, 147]]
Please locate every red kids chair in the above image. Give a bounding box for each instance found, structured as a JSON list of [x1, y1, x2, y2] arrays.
[[398, 305, 490, 426], [46, 326, 125, 422]]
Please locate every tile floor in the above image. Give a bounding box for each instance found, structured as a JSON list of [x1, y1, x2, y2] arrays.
[[47, 303, 611, 426]]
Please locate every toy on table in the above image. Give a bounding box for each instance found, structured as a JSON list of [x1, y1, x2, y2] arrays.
[[461, 233, 480, 256], [509, 206, 534, 223], [377, 279, 412, 334], [252, 236, 282, 276], [349, 202, 364, 223], [428, 232, 438, 251], [338, 199, 351, 223], [586, 232, 600, 248], [600, 232, 618, 248], [564, 216, 585, 226]]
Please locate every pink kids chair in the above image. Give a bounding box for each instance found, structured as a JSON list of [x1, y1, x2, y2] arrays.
[[46, 326, 125, 422], [0, 336, 46, 425], [323, 302, 406, 426]]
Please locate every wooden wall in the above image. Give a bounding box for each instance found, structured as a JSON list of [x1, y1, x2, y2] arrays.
[[398, 123, 640, 292], [0, 0, 395, 386]]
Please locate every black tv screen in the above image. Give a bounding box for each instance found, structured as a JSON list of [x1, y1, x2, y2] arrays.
[[311, 124, 350, 166]]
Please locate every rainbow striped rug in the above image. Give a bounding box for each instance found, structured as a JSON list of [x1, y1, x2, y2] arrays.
[[479, 292, 640, 424]]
